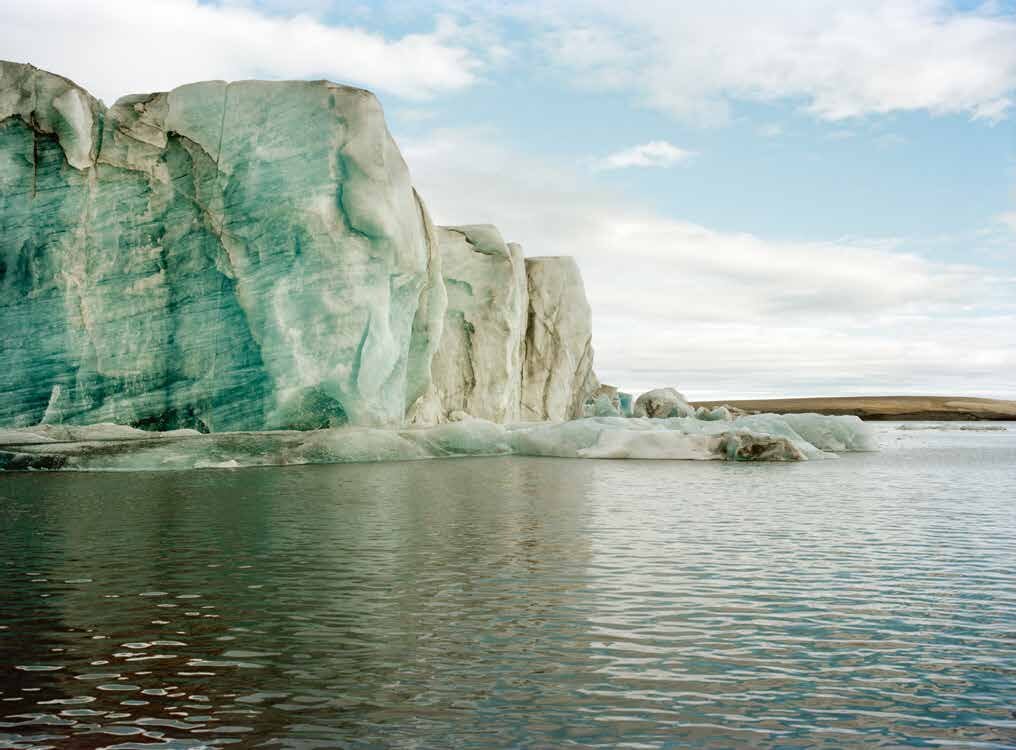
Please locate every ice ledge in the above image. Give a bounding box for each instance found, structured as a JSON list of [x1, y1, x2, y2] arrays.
[[0, 413, 877, 471]]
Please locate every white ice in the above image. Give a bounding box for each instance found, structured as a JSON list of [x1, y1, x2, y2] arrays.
[[0, 412, 876, 471]]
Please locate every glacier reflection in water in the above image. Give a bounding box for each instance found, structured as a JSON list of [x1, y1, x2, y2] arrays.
[[0, 424, 1014, 748]]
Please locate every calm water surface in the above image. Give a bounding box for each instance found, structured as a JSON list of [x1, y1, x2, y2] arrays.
[[1, 424, 1014, 749]]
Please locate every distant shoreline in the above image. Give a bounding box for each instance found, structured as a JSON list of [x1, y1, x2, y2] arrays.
[[690, 396, 1016, 421]]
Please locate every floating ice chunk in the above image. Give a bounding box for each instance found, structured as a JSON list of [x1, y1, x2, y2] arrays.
[[716, 430, 805, 461], [575, 428, 720, 460], [586, 385, 622, 415], [508, 418, 629, 458], [407, 419, 512, 457], [777, 413, 878, 452], [291, 428, 431, 465], [583, 385, 631, 417], [584, 394, 622, 418], [695, 405, 733, 421], [509, 417, 812, 461], [632, 388, 696, 419], [0, 423, 202, 445]]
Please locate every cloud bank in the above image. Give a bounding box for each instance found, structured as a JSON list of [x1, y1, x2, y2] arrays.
[[509, 0, 1016, 123], [0, 0, 480, 102], [6, 1, 1016, 123], [402, 128, 1016, 398]]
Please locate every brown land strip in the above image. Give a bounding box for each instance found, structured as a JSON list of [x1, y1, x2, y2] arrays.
[[691, 396, 1016, 421]]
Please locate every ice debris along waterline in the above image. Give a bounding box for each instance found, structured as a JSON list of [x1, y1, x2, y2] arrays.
[[0, 413, 877, 471], [0, 62, 595, 432]]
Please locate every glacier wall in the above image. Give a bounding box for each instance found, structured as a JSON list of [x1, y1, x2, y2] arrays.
[[0, 61, 444, 431], [413, 226, 599, 424], [422, 225, 528, 424], [0, 62, 597, 431], [521, 257, 598, 422]]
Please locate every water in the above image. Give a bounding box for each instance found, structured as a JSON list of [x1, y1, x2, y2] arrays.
[[1, 424, 1014, 749]]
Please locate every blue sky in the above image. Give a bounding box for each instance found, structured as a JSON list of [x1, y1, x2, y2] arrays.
[[3, 0, 1014, 398]]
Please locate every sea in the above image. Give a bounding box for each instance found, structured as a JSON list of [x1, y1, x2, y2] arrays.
[[1, 422, 1014, 749]]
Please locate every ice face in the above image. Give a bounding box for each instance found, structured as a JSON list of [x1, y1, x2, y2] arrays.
[[521, 257, 598, 421], [0, 63, 443, 432], [418, 226, 528, 423], [1, 63, 609, 434], [419, 243, 599, 425], [0, 412, 876, 471]]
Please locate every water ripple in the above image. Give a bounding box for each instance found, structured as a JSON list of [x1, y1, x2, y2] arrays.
[[0, 424, 1014, 748]]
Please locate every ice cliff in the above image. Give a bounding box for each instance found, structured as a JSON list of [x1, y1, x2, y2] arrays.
[[411, 225, 529, 424], [522, 257, 598, 422], [0, 63, 597, 431]]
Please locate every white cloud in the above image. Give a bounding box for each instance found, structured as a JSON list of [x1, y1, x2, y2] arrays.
[[401, 127, 1016, 398], [999, 212, 1016, 232], [0, 0, 480, 103], [500, 0, 1016, 124], [594, 140, 694, 170]]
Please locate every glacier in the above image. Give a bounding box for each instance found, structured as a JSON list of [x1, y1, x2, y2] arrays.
[[0, 62, 596, 432], [0, 62, 879, 470]]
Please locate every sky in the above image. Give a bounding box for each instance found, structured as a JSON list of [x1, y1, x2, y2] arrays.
[[2, 0, 1014, 399]]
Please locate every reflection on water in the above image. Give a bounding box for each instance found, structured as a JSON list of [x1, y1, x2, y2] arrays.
[[1, 425, 1015, 748]]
